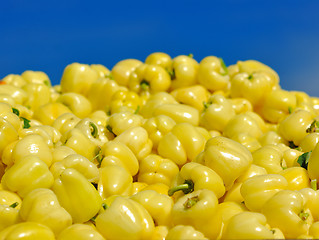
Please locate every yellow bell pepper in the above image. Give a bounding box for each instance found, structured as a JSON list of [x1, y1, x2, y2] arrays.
[[0, 103, 22, 131], [88, 110, 108, 127], [165, 225, 208, 240], [52, 168, 102, 223], [19, 188, 72, 235], [50, 154, 99, 183], [169, 162, 225, 199], [74, 118, 107, 146], [1, 140, 18, 168], [240, 174, 288, 212], [299, 188, 319, 221], [0, 94, 15, 106], [0, 85, 27, 105], [262, 189, 313, 238], [197, 56, 229, 92], [0, 118, 19, 158], [252, 144, 286, 174], [57, 223, 105, 240], [278, 109, 316, 147], [98, 165, 133, 199], [108, 89, 141, 114], [33, 102, 72, 125], [230, 97, 253, 114], [138, 154, 179, 187], [0, 190, 22, 231], [100, 141, 139, 176], [307, 142, 319, 189], [131, 182, 148, 195], [57, 92, 92, 118], [157, 123, 206, 166], [52, 112, 80, 135], [0, 222, 55, 240], [230, 132, 262, 153], [12, 134, 53, 167], [130, 189, 173, 226], [283, 146, 304, 168], [86, 77, 124, 111], [142, 114, 176, 150], [169, 55, 199, 90], [51, 145, 76, 164], [90, 64, 110, 78], [107, 110, 143, 136], [95, 196, 155, 240], [1, 155, 54, 198], [145, 52, 172, 70], [22, 83, 51, 112], [113, 126, 152, 160], [309, 221, 319, 239], [171, 189, 221, 239], [170, 85, 210, 111], [201, 136, 253, 190], [21, 70, 51, 86], [300, 132, 319, 152], [200, 94, 235, 132], [111, 59, 143, 87], [141, 183, 170, 195], [150, 225, 169, 240], [222, 211, 284, 239], [259, 130, 286, 146], [1, 74, 26, 88], [279, 166, 311, 190], [60, 63, 99, 96], [230, 71, 277, 107], [153, 103, 199, 126], [128, 64, 171, 93], [257, 88, 297, 123]]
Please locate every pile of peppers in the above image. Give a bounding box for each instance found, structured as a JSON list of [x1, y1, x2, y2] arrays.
[[0, 52, 319, 239]]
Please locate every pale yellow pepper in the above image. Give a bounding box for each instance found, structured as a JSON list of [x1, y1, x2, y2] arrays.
[[22, 83, 51, 112], [57, 92, 92, 118], [0, 102, 22, 131], [111, 59, 143, 87], [0, 85, 27, 104], [1, 74, 26, 88], [299, 188, 319, 221], [145, 52, 172, 70], [1, 155, 54, 198], [52, 168, 102, 223], [33, 102, 72, 125], [279, 166, 311, 190], [300, 132, 319, 152], [57, 223, 106, 240], [90, 64, 110, 78], [74, 118, 107, 146], [157, 123, 206, 166], [0, 222, 55, 240], [231, 133, 262, 153], [230, 97, 253, 114], [165, 225, 208, 240], [95, 196, 155, 240], [51, 145, 76, 164], [0, 190, 22, 231], [150, 225, 169, 240], [21, 70, 51, 86], [52, 112, 80, 135], [309, 221, 319, 239], [0, 118, 19, 158], [19, 188, 72, 235], [108, 89, 141, 114]]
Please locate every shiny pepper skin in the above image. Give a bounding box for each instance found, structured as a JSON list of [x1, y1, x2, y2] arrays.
[[57, 223, 106, 240], [165, 225, 208, 240], [111, 59, 143, 87]]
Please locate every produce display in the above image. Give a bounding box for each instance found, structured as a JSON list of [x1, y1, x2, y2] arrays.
[[0, 52, 319, 239]]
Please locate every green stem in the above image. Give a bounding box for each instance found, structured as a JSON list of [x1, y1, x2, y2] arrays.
[[299, 211, 309, 221], [168, 179, 194, 196], [183, 196, 199, 209], [90, 122, 98, 138], [140, 80, 150, 91]]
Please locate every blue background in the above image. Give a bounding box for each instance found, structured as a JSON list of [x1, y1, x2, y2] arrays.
[[1, 0, 319, 96]]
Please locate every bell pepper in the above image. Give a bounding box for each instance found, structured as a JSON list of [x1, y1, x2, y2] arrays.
[[12, 134, 53, 167], [128, 64, 171, 93], [95, 196, 155, 240], [50, 154, 99, 183], [33, 102, 72, 126], [1, 74, 26, 88], [88, 110, 108, 127], [197, 56, 229, 92], [52, 168, 102, 223], [283, 146, 303, 168], [0, 102, 22, 131], [22, 83, 51, 112], [252, 144, 286, 174], [142, 115, 176, 150], [141, 183, 170, 195], [52, 112, 80, 135], [113, 126, 152, 160], [1, 155, 54, 198], [0, 190, 22, 231], [157, 123, 206, 166], [262, 189, 313, 238], [150, 225, 169, 240], [74, 118, 107, 146], [108, 89, 141, 114], [222, 211, 284, 239], [240, 174, 288, 212], [169, 55, 199, 90], [90, 63, 110, 78], [171, 189, 221, 239], [279, 166, 311, 190], [111, 59, 143, 87], [230, 97, 253, 114], [0, 222, 55, 240], [98, 165, 133, 199], [230, 71, 277, 107], [107, 111, 143, 136], [19, 188, 72, 235], [278, 109, 316, 147], [231, 133, 262, 153], [0, 118, 19, 158], [60, 63, 99, 96], [153, 103, 199, 126], [299, 188, 319, 222], [200, 94, 235, 132], [130, 189, 173, 226], [307, 142, 319, 189], [100, 141, 138, 176], [259, 130, 286, 147], [131, 182, 148, 195], [309, 221, 319, 239], [201, 136, 253, 190], [57, 92, 92, 118], [138, 154, 179, 187], [257, 89, 297, 123], [300, 132, 319, 152], [1, 140, 18, 168], [21, 70, 51, 86], [145, 52, 172, 70], [170, 85, 210, 111], [165, 225, 208, 240], [57, 223, 106, 240], [0, 84, 27, 104], [51, 145, 76, 164], [139, 92, 177, 118], [168, 162, 225, 199]]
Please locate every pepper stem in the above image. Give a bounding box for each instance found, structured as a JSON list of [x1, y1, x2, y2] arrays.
[[183, 196, 199, 209], [168, 179, 194, 196], [311, 179, 317, 191], [299, 210, 310, 221], [140, 80, 150, 91]]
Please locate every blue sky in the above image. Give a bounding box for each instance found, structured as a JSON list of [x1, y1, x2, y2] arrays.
[[1, 0, 319, 96]]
